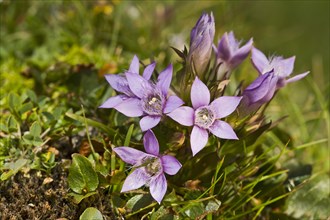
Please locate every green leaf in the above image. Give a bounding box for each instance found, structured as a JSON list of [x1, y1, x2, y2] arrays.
[[183, 202, 205, 219], [30, 121, 42, 136], [7, 116, 18, 133], [124, 124, 134, 146], [163, 190, 180, 203], [53, 107, 64, 120], [68, 154, 99, 194], [0, 122, 7, 133], [126, 194, 153, 212], [1, 158, 28, 181], [151, 206, 178, 220], [26, 89, 37, 103], [205, 198, 221, 213], [18, 102, 34, 114], [285, 175, 330, 219], [79, 207, 103, 220], [8, 92, 21, 110], [42, 112, 55, 122], [22, 133, 43, 146], [68, 192, 98, 204], [22, 122, 43, 146]]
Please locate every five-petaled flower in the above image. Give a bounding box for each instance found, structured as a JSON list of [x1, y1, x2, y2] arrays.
[[168, 77, 242, 156], [188, 12, 215, 77], [214, 31, 253, 80], [99, 55, 184, 131], [251, 47, 309, 88], [113, 130, 182, 204]]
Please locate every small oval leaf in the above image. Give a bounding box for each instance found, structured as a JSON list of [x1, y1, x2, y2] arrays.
[[30, 121, 42, 137], [8, 92, 21, 110], [68, 154, 99, 194], [79, 207, 103, 220]]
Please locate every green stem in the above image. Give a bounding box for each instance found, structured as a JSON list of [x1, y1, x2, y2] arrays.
[[81, 105, 97, 161]]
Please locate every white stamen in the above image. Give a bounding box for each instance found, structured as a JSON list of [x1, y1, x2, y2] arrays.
[[194, 107, 215, 129], [148, 97, 158, 105]]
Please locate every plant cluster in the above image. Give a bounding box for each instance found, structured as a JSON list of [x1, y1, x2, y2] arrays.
[[88, 12, 309, 218], [1, 5, 328, 219]]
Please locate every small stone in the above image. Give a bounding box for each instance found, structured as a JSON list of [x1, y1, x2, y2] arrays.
[[43, 177, 53, 185]]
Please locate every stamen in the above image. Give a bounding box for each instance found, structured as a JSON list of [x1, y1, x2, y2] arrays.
[[195, 107, 215, 129], [140, 156, 162, 176], [141, 90, 165, 116], [148, 97, 158, 105]]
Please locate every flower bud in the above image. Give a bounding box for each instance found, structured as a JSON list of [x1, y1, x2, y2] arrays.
[[214, 31, 253, 80], [239, 70, 278, 117], [187, 13, 215, 78]]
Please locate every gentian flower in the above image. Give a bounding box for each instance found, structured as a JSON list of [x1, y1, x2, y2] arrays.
[[214, 31, 253, 80], [113, 130, 182, 204], [187, 12, 215, 77], [99, 55, 152, 109], [168, 77, 242, 156], [100, 56, 184, 131], [251, 47, 309, 88], [239, 70, 278, 117]]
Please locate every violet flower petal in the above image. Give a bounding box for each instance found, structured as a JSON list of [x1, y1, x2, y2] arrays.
[[276, 56, 295, 77], [140, 116, 161, 132], [121, 167, 149, 192], [167, 106, 195, 126], [113, 147, 148, 165], [143, 62, 156, 80], [163, 96, 184, 114], [230, 38, 253, 68], [149, 173, 167, 204], [245, 70, 271, 90], [128, 55, 140, 74], [217, 32, 231, 61], [244, 71, 276, 103], [104, 74, 133, 96], [191, 77, 210, 109], [161, 155, 182, 175], [251, 47, 269, 74], [210, 96, 242, 119], [99, 95, 125, 109], [209, 120, 238, 140], [143, 130, 160, 156], [285, 71, 310, 84], [227, 31, 240, 49], [157, 64, 173, 95], [126, 72, 153, 98], [114, 98, 144, 117], [191, 126, 209, 156]]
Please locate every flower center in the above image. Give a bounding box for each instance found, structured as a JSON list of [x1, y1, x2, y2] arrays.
[[141, 92, 165, 116], [194, 106, 215, 128], [141, 156, 162, 176]]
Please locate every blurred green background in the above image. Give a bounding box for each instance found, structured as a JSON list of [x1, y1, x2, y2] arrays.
[[1, 0, 328, 171]]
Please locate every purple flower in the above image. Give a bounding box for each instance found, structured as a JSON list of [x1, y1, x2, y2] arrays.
[[168, 77, 242, 156], [251, 47, 309, 88], [99, 55, 151, 109], [239, 70, 278, 117], [113, 130, 182, 204], [214, 31, 253, 80], [188, 13, 215, 77], [100, 56, 184, 131]]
